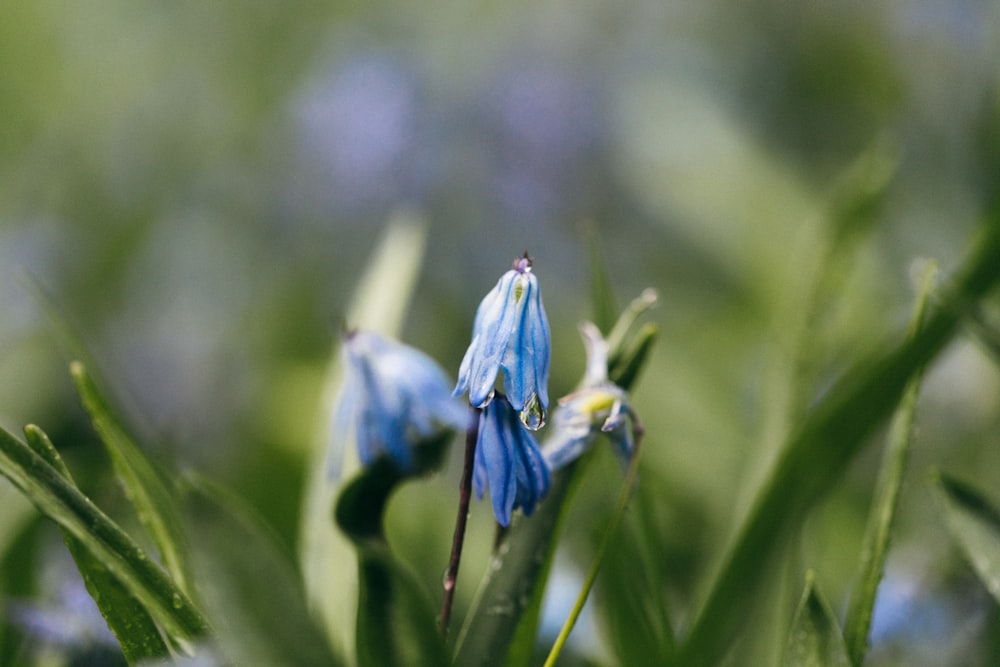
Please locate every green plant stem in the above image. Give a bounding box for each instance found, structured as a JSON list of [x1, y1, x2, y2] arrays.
[[543, 419, 645, 667], [440, 406, 482, 635]]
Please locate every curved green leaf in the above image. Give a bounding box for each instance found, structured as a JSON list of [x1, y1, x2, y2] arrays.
[[784, 573, 851, 667], [23, 424, 169, 663], [0, 426, 210, 643]]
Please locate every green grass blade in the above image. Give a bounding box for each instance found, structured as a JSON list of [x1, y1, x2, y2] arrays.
[[933, 471, 1000, 604], [0, 426, 210, 642], [677, 220, 1000, 667], [23, 424, 170, 663], [70, 360, 190, 593], [298, 211, 429, 658], [842, 261, 937, 665], [784, 572, 851, 667]]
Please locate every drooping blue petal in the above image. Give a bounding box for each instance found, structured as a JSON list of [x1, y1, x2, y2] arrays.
[[511, 425, 550, 516], [476, 402, 517, 526], [500, 271, 551, 429], [337, 330, 465, 473], [455, 269, 521, 407], [455, 256, 551, 428], [473, 397, 551, 527]]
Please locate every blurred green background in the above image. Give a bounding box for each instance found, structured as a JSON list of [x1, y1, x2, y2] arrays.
[[1, 1, 999, 665]]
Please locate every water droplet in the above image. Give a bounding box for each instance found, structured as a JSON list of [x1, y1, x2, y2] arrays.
[[519, 394, 545, 430], [172, 593, 183, 609]]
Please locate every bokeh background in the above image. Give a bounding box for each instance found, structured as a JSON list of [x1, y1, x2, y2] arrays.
[[1, 1, 999, 665]]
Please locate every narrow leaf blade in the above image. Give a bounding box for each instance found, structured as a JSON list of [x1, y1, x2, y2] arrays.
[[842, 261, 937, 664], [784, 573, 851, 667], [934, 471, 1000, 604], [23, 424, 169, 663], [70, 360, 189, 593], [0, 426, 210, 642]]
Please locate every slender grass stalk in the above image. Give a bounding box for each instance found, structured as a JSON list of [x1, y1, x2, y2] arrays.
[[842, 260, 938, 664], [440, 406, 482, 634], [543, 419, 645, 667]]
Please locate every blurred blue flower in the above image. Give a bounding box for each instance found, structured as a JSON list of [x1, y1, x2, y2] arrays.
[[544, 322, 636, 471], [474, 396, 551, 527], [454, 254, 551, 429], [337, 330, 466, 472]]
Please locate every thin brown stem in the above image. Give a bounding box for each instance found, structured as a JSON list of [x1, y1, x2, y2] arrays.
[[440, 406, 482, 635]]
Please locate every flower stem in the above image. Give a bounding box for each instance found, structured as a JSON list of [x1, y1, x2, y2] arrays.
[[440, 406, 482, 635], [543, 417, 645, 667]]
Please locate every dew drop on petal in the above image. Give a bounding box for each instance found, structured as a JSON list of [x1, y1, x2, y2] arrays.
[[519, 394, 546, 430], [480, 387, 496, 408]]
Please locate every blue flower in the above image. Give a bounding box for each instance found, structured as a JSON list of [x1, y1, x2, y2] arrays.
[[474, 396, 551, 527], [337, 330, 467, 472], [454, 254, 551, 429], [543, 322, 636, 471]]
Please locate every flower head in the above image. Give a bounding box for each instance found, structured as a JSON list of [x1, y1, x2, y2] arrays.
[[337, 330, 466, 472], [543, 322, 637, 471], [474, 396, 551, 527], [454, 254, 551, 429]]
